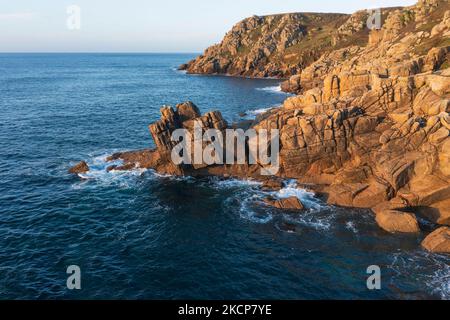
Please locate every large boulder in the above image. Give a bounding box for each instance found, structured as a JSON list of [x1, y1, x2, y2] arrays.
[[426, 74, 450, 96], [423, 47, 449, 72], [375, 209, 420, 233], [371, 197, 408, 215], [68, 161, 89, 174], [327, 179, 393, 208], [412, 86, 449, 116], [421, 227, 450, 253], [430, 11, 450, 37], [281, 74, 302, 94], [264, 196, 305, 210]]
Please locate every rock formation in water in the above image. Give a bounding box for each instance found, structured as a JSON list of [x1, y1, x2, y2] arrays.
[[68, 161, 89, 174], [70, 0, 450, 253]]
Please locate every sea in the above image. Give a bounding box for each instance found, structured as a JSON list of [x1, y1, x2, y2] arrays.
[[0, 53, 448, 299]]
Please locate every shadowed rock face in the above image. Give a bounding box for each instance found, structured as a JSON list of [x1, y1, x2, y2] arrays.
[[71, 0, 450, 253]]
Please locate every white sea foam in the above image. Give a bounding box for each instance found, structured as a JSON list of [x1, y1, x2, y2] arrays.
[[256, 85, 284, 93], [247, 107, 271, 115], [239, 194, 274, 224], [430, 262, 450, 300], [173, 68, 187, 74], [247, 106, 277, 115], [212, 177, 272, 223], [214, 177, 330, 228], [345, 221, 358, 233], [241, 104, 281, 120], [150, 170, 195, 182], [212, 177, 262, 189], [268, 180, 332, 230], [71, 152, 148, 189], [272, 180, 324, 211]]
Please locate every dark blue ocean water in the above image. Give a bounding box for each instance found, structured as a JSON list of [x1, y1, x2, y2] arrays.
[[0, 53, 448, 300]]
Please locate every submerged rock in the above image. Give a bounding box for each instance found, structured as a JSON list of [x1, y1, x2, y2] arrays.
[[279, 222, 298, 233], [68, 161, 89, 174], [421, 227, 450, 253]]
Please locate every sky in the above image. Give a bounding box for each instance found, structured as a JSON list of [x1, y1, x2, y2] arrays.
[[0, 0, 418, 52]]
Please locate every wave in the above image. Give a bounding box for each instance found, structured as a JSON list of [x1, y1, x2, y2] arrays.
[[210, 177, 262, 189], [256, 85, 284, 93], [345, 221, 358, 233], [212, 177, 331, 229], [150, 170, 195, 182], [240, 104, 281, 120], [172, 67, 187, 74], [271, 180, 324, 211], [71, 152, 148, 189]]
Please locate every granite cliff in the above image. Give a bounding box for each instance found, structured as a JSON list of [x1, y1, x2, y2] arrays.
[[179, 12, 353, 78], [179, 8, 401, 79], [71, 0, 450, 254]]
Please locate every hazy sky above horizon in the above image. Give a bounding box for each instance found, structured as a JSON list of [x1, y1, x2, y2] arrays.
[[0, 0, 417, 52]]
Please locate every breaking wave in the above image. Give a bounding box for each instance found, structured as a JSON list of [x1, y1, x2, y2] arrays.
[[172, 67, 187, 74], [70, 152, 149, 190], [256, 85, 284, 93], [272, 180, 324, 211], [240, 104, 281, 120], [213, 177, 330, 229]]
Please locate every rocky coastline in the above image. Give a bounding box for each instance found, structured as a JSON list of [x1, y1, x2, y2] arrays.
[[71, 0, 450, 254]]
